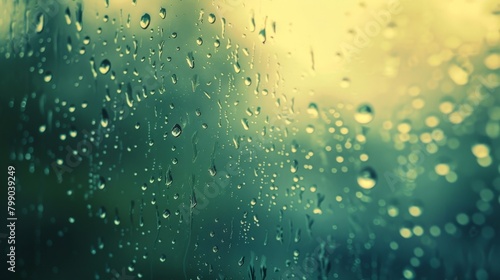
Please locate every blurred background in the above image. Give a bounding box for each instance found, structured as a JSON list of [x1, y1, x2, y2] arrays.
[[0, 0, 499, 279]]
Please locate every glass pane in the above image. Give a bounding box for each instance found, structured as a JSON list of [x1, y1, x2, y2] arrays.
[[1, 0, 499, 279]]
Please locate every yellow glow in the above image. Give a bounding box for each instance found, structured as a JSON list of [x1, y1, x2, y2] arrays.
[[409, 206, 422, 217], [435, 163, 450, 176], [400, 227, 412, 239]]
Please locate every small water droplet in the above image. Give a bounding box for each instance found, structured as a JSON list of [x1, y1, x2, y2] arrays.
[[291, 160, 298, 173], [186, 53, 195, 69], [98, 176, 106, 190], [100, 108, 109, 128], [43, 71, 52, 82], [238, 256, 245, 266], [162, 209, 170, 219], [241, 118, 250, 130]]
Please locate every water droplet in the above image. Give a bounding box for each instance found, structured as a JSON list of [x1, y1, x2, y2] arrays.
[[140, 13, 151, 29], [208, 161, 217, 176], [64, 8, 71, 25], [98, 176, 106, 190], [100, 109, 109, 128], [43, 71, 52, 82], [99, 59, 111, 74], [241, 118, 250, 130], [307, 103, 319, 118], [162, 209, 170, 219], [291, 160, 298, 173], [35, 13, 44, 33], [354, 104, 374, 124], [159, 8, 166, 19], [171, 124, 182, 137], [244, 77, 252, 86], [234, 62, 241, 73], [160, 254, 166, 262], [186, 53, 195, 69], [258, 28, 266, 44], [357, 167, 377, 189], [196, 37, 203, 46], [75, 3, 83, 31], [208, 13, 216, 24]]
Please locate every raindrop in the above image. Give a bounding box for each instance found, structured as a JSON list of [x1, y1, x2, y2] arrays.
[[291, 160, 298, 173], [43, 71, 52, 82], [186, 53, 195, 69], [196, 37, 203, 46], [159, 8, 166, 19], [307, 103, 319, 118], [35, 13, 44, 33], [244, 77, 252, 86], [357, 167, 377, 189], [98, 176, 106, 190], [140, 13, 151, 29], [64, 8, 71, 25], [241, 118, 250, 130], [171, 124, 182, 137], [208, 161, 217, 176], [354, 104, 374, 124], [162, 209, 170, 219], [100, 109, 109, 128], [99, 59, 111, 74], [208, 13, 216, 24]]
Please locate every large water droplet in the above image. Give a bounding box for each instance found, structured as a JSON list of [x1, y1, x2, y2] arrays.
[[140, 13, 151, 29], [99, 59, 111, 74], [357, 167, 377, 189], [354, 104, 374, 124], [171, 124, 182, 137], [307, 103, 319, 118], [208, 13, 216, 24], [159, 8, 166, 19], [35, 13, 44, 33]]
